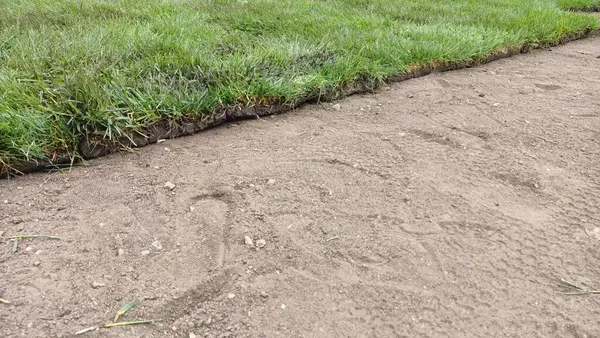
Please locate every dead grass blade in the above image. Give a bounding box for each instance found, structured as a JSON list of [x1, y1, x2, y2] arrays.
[[7, 234, 62, 240], [104, 320, 154, 328], [7, 234, 62, 253], [557, 279, 600, 295], [114, 298, 140, 322], [0, 298, 11, 304], [74, 326, 99, 335]]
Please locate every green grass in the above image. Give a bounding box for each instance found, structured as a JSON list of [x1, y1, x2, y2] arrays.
[[558, 0, 600, 10], [1, 0, 599, 175]]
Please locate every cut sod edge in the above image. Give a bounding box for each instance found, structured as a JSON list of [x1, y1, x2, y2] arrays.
[[4, 27, 599, 178]]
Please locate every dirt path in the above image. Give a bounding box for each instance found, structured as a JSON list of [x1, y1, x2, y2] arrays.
[[2, 37, 600, 338]]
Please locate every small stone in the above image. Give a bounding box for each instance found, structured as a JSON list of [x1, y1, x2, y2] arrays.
[[33, 261, 41, 266], [152, 240, 163, 251], [164, 181, 176, 191], [227, 293, 236, 299], [117, 249, 125, 256], [91, 281, 105, 289], [492, 103, 500, 107], [407, 94, 414, 98], [172, 326, 177, 331], [189, 333, 198, 338], [332, 104, 341, 111], [260, 291, 268, 298], [256, 239, 266, 249], [267, 179, 276, 186], [141, 250, 151, 256], [25, 246, 33, 252], [3, 200, 8, 204], [189, 206, 195, 212], [35, 250, 42, 255], [244, 236, 254, 246], [280, 304, 286, 310], [478, 93, 485, 97], [164, 147, 171, 152], [27, 323, 33, 329], [205, 317, 212, 325]]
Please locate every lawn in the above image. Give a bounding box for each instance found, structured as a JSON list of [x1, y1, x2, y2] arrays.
[[1, 0, 599, 175]]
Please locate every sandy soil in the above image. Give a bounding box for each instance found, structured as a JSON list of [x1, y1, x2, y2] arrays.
[[2, 36, 600, 338]]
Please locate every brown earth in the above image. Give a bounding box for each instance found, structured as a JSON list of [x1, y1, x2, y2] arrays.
[[2, 36, 600, 338]]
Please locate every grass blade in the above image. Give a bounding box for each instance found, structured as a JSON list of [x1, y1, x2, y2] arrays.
[[7, 234, 62, 240], [114, 298, 140, 322], [105, 320, 154, 328], [0, 298, 11, 304]]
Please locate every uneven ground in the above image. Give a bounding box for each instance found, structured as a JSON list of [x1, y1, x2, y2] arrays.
[[1, 37, 600, 338]]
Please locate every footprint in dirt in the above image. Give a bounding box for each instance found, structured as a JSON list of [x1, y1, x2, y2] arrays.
[[136, 194, 230, 295]]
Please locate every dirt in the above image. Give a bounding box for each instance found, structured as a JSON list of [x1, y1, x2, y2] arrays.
[[2, 37, 600, 338]]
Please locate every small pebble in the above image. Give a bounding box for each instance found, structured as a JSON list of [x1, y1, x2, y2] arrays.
[[33, 261, 41, 266], [117, 249, 125, 256], [260, 291, 268, 298], [244, 236, 254, 246], [152, 240, 163, 251], [256, 239, 266, 248], [164, 181, 176, 191], [280, 304, 286, 310], [332, 104, 341, 111], [91, 282, 105, 289], [407, 94, 414, 98], [478, 93, 485, 97], [189, 333, 197, 338], [227, 293, 236, 299], [27, 323, 33, 329], [267, 179, 276, 186], [141, 250, 151, 256]]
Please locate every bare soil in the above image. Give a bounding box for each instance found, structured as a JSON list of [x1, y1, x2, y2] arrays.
[[2, 37, 600, 338]]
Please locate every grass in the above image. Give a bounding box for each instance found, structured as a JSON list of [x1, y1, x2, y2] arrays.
[[1, 0, 599, 175], [558, 0, 600, 10]]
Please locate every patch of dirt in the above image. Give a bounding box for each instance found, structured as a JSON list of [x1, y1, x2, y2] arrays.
[[2, 37, 600, 338]]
